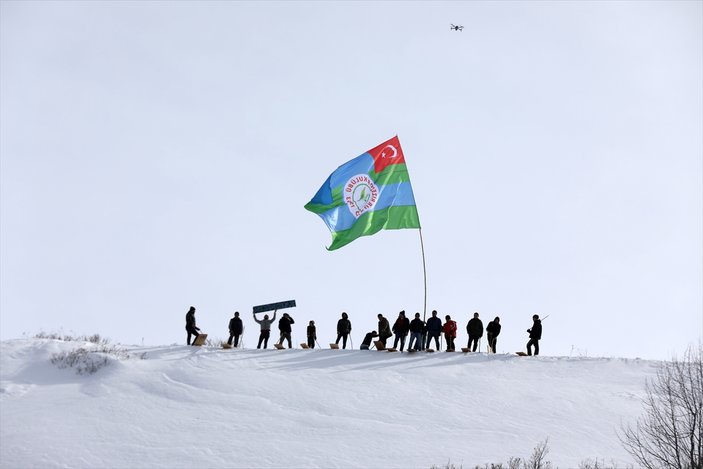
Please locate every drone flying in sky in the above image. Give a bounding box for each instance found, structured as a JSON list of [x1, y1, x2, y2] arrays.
[[450, 24, 464, 32]]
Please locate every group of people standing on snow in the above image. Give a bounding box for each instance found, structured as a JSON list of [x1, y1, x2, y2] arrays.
[[185, 307, 544, 356]]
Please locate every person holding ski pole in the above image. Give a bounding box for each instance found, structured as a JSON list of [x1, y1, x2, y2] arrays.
[[253, 310, 276, 349], [307, 320, 317, 349], [486, 316, 501, 353], [227, 311, 243, 347], [526, 314, 542, 356], [335, 312, 352, 349]]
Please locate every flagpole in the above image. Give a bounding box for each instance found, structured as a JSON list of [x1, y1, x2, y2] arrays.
[[419, 228, 427, 322]]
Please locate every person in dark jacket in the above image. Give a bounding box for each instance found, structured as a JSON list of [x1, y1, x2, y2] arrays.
[[227, 311, 243, 347], [486, 316, 501, 353], [185, 306, 200, 345], [307, 320, 317, 349], [253, 310, 276, 349], [360, 331, 379, 350], [466, 312, 483, 352], [425, 310, 442, 351], [408, 313, 425, 351], [377, 314, 392, 346], [526, 314, 542, 356], [277, 313, 295, 348], [335, 312, 352, 349], [392, 310, 410, 351]]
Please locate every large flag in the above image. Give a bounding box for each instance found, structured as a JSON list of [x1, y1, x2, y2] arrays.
[[305, 136, 421, 250]]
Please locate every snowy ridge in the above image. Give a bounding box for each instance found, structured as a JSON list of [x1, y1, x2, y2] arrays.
[[0, 339, 659, 468]]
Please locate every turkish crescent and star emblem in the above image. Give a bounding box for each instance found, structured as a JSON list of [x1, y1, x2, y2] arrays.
[[368, 136, 405, 173], [343, 136, 406, 218]]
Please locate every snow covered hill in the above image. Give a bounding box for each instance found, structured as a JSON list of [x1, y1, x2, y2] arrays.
[[0, 338, 659, 468]]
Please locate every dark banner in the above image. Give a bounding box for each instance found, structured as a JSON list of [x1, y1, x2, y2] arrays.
[[252, 300, 296, 314]]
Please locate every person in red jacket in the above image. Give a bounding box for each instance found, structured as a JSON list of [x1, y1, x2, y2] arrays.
[[443, 315, 457, 352]]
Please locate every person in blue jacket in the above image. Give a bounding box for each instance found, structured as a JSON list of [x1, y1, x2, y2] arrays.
[[425, 310, 442, 351]]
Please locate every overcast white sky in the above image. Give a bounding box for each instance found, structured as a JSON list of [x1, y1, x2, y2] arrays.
[[1, 1, 701, 360]]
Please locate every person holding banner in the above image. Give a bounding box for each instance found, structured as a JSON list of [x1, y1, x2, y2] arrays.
[[253, 310, 276, 349]]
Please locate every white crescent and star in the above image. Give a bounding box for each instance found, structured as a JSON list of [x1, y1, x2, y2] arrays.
[[380, 144, 398, 159]]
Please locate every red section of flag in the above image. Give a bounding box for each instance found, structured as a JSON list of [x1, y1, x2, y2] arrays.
[[367, 136, 405, 174]]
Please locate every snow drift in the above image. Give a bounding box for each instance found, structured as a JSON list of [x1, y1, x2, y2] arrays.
[[0, 338, 659, 468]]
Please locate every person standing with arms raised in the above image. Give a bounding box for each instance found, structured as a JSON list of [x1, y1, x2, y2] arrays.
[[253, 310, 276, 349]]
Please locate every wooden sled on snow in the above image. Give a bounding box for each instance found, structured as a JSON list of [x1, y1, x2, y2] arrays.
[[221, 342, 232, 349], [373, 340, 386, 351], [192, 334, 208, 346], [329, 343, 340, 349], [515, 351, 528, 356], [461, 347, 470, 353], [273, 343, 285, 350], [300, 343, 310, 349]]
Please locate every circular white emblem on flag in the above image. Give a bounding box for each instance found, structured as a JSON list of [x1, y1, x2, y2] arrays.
[[344, 174, 379, 218]]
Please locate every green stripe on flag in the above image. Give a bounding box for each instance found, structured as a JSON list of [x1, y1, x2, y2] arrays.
[[303, 186, 344, 214], [372, 163, 412, 186], [327, 205, 420, 251]]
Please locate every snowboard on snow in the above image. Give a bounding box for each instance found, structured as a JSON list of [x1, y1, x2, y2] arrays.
[[192, 334, 208, 346]]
